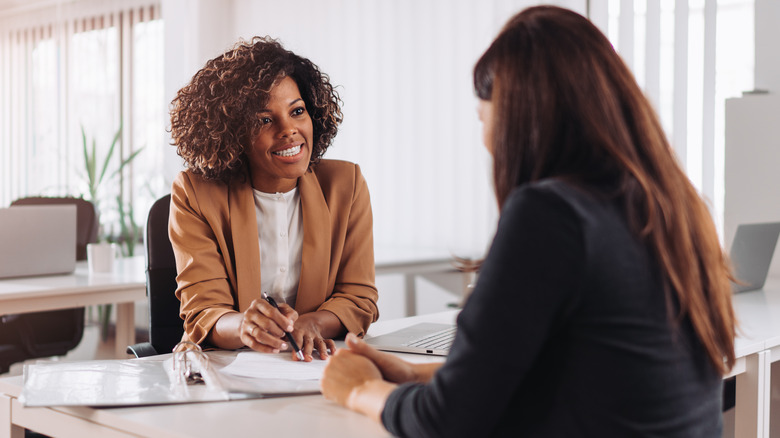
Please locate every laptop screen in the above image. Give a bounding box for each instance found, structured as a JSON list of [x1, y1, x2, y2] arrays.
[[0, 205, 77, 278], [730, 222, 780, 293]]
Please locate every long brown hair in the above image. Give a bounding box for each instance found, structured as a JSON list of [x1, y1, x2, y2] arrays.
[[474, 6, 735, 373]]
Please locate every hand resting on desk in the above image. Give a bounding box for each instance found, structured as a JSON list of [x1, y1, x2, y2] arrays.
[[321, 333, 443, 422]]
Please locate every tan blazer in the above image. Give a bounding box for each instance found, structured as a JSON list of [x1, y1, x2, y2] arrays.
[[169, 159, 379, 345]]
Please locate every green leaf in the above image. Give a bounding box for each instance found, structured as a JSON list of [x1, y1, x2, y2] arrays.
[[81, 126, 89, 185], [97, 126, 121, 187], [110, 147, 144, 180]]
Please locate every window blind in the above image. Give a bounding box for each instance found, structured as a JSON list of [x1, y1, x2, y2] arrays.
[[0, 0, 164, 239]]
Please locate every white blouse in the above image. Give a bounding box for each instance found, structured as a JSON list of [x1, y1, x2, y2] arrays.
[[253, 187, 303, 307]]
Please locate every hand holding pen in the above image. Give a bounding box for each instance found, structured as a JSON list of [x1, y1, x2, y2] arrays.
[[240, 293, 336, 361], [239, 294, 301, 358], [263, 292, 305, 361]]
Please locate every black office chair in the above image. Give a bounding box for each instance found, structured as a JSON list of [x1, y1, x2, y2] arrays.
[[126, 194, 184, 357], [0, 197, 98, 374]]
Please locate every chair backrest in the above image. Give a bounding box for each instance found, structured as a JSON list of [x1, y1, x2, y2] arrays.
[[145, 194, 184, 354], [10, 196, 99, 260]]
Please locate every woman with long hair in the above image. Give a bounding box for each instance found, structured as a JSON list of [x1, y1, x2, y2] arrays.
[[321, 6, 735, 436]]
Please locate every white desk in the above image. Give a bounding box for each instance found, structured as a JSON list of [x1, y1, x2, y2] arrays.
[[0, 311, 457, 438], [724, 276, 780, 438], [0, 256, 147, 359], [0, 299, 772, 437]]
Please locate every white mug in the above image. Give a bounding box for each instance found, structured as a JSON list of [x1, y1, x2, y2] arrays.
[[87, 242, 119, 274]]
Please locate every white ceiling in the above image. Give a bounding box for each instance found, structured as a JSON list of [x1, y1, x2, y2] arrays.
[[0, 0, 66, 15]]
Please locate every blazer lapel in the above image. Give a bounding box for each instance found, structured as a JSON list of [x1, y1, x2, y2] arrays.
[[295, 170, 331, 313], [229, 178, 262, 311]]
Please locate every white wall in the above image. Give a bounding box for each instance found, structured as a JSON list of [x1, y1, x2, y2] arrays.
[[723, 0, 780, 277], [724, 94, 780, 275], [160, 0, 239, 184], [753, 0, 780, 92], [161, 0, 586, 258]]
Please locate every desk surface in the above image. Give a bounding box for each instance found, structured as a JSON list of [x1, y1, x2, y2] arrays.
[[0, 256, 146, 314], [731, 275, 780, 354], [5, 279, 775, 438], [0, 310, 457, 438], [374, 245, 457, 275], [0, 256, 147, 359]]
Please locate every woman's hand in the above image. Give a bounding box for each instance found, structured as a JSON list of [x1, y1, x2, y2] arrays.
[[321, 333, 442, 423], [292, 312, 339, 361], [321, 347, 396, 422], [342, 333, 423, 383], [239, 298, 298, 353], [321, 348, 382, 405], [343, 333, 442, 383]]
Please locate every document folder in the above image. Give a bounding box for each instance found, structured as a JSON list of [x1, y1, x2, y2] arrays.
[[20, 343, 322, 407]]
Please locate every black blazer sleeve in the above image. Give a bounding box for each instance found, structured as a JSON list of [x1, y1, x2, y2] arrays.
[[382, 185, 586, 438]]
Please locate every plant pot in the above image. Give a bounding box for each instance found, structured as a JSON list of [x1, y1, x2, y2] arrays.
[[87, 242, 119, 274]]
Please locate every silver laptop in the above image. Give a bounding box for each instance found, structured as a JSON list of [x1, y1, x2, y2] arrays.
[[0, 205, 77, 278], [730, 222, 780, 293], [364, 323, 456, 356]]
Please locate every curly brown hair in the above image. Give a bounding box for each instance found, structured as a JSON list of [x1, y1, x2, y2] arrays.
[[170, 36, 343, 182]]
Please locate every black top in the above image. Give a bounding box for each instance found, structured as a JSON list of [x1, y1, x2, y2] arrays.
[[381, 180, 722, 437]]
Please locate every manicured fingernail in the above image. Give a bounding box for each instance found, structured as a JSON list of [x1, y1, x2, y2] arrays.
[[273, 349, 280, 353], [281, 343, 288, 350]]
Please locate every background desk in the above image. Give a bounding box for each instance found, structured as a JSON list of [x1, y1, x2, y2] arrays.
[[726, 275, 780, 438], [375, 246, 471, 316], [0, 256, 146, 358], [0, 311, 457, 438]]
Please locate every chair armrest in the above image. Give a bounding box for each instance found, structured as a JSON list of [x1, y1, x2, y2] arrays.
[[126, 342, 159, 358]]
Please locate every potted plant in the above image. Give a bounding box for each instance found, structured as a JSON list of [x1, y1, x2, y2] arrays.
[[79, 123, 143, 339]]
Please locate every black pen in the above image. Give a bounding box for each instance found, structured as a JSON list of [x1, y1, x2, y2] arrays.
[[263, 292, 305, 361]]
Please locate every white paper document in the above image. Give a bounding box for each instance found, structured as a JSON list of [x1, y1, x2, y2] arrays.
[[219, 351, 327, 380]]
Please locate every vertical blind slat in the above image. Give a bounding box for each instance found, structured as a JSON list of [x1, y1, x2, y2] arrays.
[[589, 0, 611, 34], [619, 0, 635, 69], [122, 9, 134, 201], [645, 0, 661, 117], [61, 17, 72, 191], [702, 0, 718, 205], [673, 0, 689, 167], [2, 31, 9, 202], [21, 29, 30, 198]]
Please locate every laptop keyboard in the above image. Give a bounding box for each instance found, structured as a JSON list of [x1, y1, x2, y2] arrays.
[[403, 326, 457, 350]]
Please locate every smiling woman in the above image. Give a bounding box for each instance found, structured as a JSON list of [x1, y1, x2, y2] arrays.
[[167, 36, 379, 363], [247, 77, 314, 193]]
